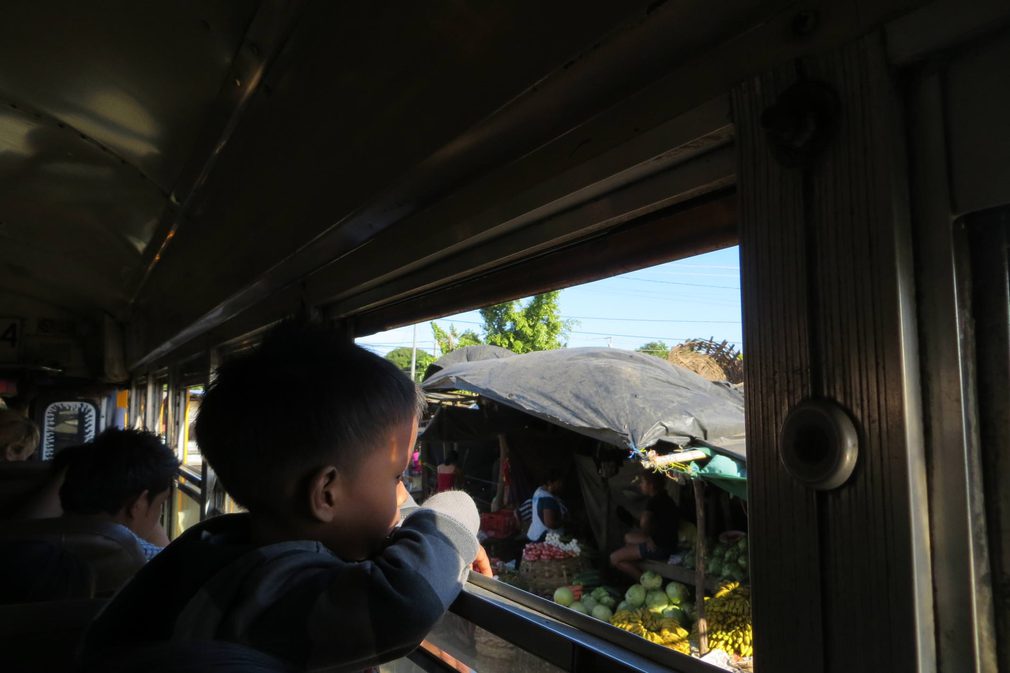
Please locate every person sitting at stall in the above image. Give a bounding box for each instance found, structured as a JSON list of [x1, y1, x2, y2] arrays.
[[526, 468, 567, 542], [609, 469, 681, 580], [436, 449, 464, 492]]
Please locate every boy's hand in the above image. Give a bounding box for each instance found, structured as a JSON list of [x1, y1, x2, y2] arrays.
[[471, 545, 493, 577], [396, 480, 410, 508]]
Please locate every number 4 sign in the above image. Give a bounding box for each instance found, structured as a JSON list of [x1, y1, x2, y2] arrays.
[[0, 318, 22, 363]]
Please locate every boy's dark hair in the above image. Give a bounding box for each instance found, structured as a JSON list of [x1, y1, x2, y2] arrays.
[[194, 321, 425, 515], [60, 429, 180, 516], [443, 449, 459, 466]]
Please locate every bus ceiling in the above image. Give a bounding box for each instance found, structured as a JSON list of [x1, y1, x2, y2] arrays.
[[0, 0, 999, 375]]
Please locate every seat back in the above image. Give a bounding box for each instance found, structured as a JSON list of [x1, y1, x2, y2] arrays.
[[0, 462, 52, 519], [0, 516, 147, 596], [0, 598, 107, 673], [0, 539, 95, 603], [97, 641, 299, 673]]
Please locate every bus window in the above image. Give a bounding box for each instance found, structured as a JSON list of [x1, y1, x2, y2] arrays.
[[424, 610, 564, 673], [156, 382, 169, 444], [361, 246, 749, 666], [180, 386, 204, 469], [41, 400, 97, 460], [172, 476, 202, 539]]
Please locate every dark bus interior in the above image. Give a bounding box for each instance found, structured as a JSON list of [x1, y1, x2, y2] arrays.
[[0, 1, 1008, 672]]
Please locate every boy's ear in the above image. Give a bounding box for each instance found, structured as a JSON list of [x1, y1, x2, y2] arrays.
[[125, 489, 150, 521], [307, 466, 345, 523]]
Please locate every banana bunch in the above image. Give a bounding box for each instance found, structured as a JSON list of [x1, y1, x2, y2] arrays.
[[610, 608, 691, 654], [693, 581, 753, 658]]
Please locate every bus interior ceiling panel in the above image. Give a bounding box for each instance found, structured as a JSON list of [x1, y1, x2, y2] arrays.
[[130, 0, 936, 367], [129, 1, 664, 352], [313, 105, 736, 319], [0, 0, 945, 370], [0, 1, 258, 318]]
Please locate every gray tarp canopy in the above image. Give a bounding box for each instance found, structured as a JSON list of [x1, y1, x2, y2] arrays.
[[422, 347, 746, 461], [422, 344, 516, 380]]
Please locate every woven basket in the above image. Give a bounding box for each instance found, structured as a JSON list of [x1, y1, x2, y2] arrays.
[[668, 347, 729, 382], [518, 556, 585, 595], [667, 338, 744, 384]]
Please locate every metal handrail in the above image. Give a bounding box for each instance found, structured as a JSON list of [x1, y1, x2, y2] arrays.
[[449, 574, 722, 673], [177, 465, 202, 488]]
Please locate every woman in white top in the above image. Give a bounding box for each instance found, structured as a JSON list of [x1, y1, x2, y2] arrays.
[[526, 469, 567, 542]]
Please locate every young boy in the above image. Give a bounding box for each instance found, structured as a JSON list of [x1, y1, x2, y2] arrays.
[[59, 429, 178, 559], [81, 322, 488, 671]]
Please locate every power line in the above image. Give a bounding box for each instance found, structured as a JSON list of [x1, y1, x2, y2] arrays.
[[428, 321, 741, 346], [613, 276, 741, 290], [573, 330, 742, 345], [564, 316, 740, 324]]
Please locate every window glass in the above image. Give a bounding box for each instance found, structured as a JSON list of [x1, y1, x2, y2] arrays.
[[172, 484, 201, 539], [181, 386, 204, 468], [357, 246, 751, 666], [156, 382, 169, 443], [425, 610, 564, 673]]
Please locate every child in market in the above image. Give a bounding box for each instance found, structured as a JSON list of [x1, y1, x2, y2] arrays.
[[81, 321, 489, 672]]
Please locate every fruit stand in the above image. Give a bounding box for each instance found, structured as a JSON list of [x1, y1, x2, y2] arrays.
[[423, 348, 751, 667]]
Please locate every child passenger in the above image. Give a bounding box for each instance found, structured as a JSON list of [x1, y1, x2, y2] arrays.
[[81, 322, 489, 671]]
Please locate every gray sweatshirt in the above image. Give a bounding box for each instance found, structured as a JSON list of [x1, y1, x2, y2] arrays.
[[81, 491, 480, 671]]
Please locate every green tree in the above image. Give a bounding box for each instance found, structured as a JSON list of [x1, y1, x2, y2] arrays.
[[479, 291, 572, 354], [430, 322, 482, 355], [384, 347, 436, 382], [636, 341, 670, 359]]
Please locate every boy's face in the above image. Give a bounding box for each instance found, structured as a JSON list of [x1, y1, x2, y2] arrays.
[[325, 416, 417, 559], [124, 487, 169, 539]]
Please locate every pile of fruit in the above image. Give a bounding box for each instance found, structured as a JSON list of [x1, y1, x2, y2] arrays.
[[615, 571, 693, 628], [610, 608, 691, 654], [681, 533, 749, 584], [694, 581, 753, 658], [522, 534, 580, 561], [553, 585, 618, 622], [550, 570, 695, 654], [610, 571, 693, 653]]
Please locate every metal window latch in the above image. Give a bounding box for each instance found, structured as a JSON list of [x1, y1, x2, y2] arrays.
[[779, 398, 859, 490]]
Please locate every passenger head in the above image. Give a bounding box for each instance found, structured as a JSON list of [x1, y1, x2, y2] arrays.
[[0, 410, 40, 462], [59, 429, 179, 540], [194, 321, 425, 560], [443, 449, 459, 466], [542, 467, 564, 494]]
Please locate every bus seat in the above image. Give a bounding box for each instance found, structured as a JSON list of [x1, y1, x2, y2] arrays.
[[0, 539, 94, 603], [0, 516, 147, 596], [0, 597, 106, 673], [95, 641, 299, 673], [0, 462, 52, 519]]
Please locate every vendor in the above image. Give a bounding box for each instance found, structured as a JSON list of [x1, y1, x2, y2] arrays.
[[526, 468, 567, 542], [609, 469, 681, 580], [436, 449, 464, 492]]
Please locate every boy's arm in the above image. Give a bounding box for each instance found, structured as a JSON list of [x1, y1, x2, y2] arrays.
[[280, 492, 481, 670]]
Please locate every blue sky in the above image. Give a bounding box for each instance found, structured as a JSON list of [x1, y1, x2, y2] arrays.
[[355, 246, 742, 358]]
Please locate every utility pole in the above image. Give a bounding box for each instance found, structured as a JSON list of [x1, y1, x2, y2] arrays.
[[409, 323, 418, 381]]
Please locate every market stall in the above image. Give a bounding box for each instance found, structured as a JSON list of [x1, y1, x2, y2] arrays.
[[422, 347, 753, 666]]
